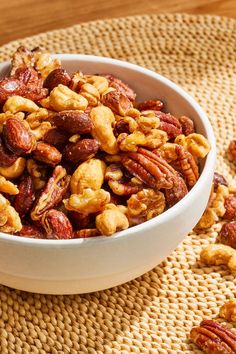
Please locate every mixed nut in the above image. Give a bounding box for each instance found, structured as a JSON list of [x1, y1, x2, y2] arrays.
[[0, 46, 211, 239]]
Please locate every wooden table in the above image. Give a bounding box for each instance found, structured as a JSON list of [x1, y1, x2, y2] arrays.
[[0, 0, 235, 46]]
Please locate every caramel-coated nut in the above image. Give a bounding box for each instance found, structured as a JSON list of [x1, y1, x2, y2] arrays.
[[137, 99, 164, 112], [0, 136, 18, 167], [229, 140, 236, 164], [86, 75, 109, 94], [224, 195, 236, 220], [0, 157, 26, 180], [96, 203, 129, 236], [90, 105, 118, 154], [49, 84, 88, 111], [102, 89, 132, 116], [3, 95, 39, 113], [44, 68, 71, 91], [200, 243, 236, 272], [219, 300, 236, 322], [70, 158, 106, 194], [16, 224, 46, 239], [63, 138, 99, 164], [175, 133, 211, 158], [217, 222, 236, 249], [79, 83, 100, 106], [43, 127, 69, 150], [0, 193, 22, 233], [13, 175, 35, 217], [3, 117, 35, 154], [41, 209, 73, 239], [213, 172, 228, 190], [32, 141, 62, 166], [34, 52, 61, 79], [103, 74, 136, 101], [53, 110, 93, 134], [64, 188, 110, 214], [0, 176, 19, 195], [179, 115, 195, 135]]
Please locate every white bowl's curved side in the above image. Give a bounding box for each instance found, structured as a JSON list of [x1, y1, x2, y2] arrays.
[[0, 55, 216, 294]]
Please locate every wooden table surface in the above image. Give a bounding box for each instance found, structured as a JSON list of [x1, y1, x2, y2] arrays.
[[0, 0, 235, 46]]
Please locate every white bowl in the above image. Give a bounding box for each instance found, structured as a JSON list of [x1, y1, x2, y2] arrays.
[[0, 55, 216, 294]]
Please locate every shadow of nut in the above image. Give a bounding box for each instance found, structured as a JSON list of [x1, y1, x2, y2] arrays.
[[53, 110, 93, 134], [63, 139, 99, 164]]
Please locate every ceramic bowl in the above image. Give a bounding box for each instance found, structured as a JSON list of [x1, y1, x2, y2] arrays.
[[0, 55, 216, 294]]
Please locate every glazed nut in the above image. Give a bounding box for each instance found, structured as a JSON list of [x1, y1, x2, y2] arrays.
[[175, 133, 211, 158], [34, 51, 61, 79], [64, 188, 110, 214], [224, 195, 236, 220], [0, 136, 18, 167], [114, 117, 138, 135], [118, 131, 146, 152], [103, 74, 136, 101], [13, 175, 35, 217], [165, 175, 188, 208], [102, 89, 132, 116], [32, 141, 62, 166], [74, 228, 100, 238], [228, 140, 236, 163], [70, 158, 106, 194], [3, 117, 35, 155], [219, 300, 236, 322], [136, 115, 160, 133], [0, 157, 26, 180], [0, 111, 24, 133], [213, 172, 228, 190], [31, 165, 70, 221], [127, 188, 165, 225], [43, 127, 69, 150], [179, 115, 195, 135], [200, 243, 236, 272], [41, 209, 73, 239], [25, 108, 51, 129], [3, 95, 39, 113], [49, 84, 88, 111], [0, 193, 22, 233], [63, 138, 99, 164], [44, 68, 71, 91], [86, 75, 109, 94], [190, 319, 236, 353], [90, 105, 118, 154], [26, 158, 47, 190], [137, 99, 164, 112], [16, 224, 46, 239], [30, 121, 52, 141], [156, 112, 182, 139], [0, 78, 27, 105], [96, 203, 129, 236], [79, 83, 100, 106], [68, 211, 91, 230], [0, 176, 19, 195], [53, 110, 93, 134], [217, 222, 236, 249]]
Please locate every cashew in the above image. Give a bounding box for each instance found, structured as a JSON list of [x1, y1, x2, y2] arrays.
[[96, 203, 129, 236], [200, 244, 236, 272], [0, 194, 22, 233], [86, 75, 109, 94], [0, 176, 19, 195], [90, 105, 118, 154], [49, 84, 88, 111], [3, 96, 39, 113], [0, 157, 26, 180]]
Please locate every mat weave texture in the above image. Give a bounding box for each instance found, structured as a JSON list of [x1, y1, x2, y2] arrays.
[[0, 13, 236, 353]]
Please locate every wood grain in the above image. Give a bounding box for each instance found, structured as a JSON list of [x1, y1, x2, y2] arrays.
[[0, 0, 235, 46]]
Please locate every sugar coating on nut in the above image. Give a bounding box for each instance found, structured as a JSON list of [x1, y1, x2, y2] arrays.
[[200, 244, 236, 272], [219, 300, 236, 322]]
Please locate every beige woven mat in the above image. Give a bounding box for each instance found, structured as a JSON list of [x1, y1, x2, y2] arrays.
[[0, 13, 236, 354]]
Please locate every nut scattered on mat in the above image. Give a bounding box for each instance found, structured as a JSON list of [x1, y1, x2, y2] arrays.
[[219, 300, 236, 322], [0, 46, 211, 239], [190, 319, 236, 353]]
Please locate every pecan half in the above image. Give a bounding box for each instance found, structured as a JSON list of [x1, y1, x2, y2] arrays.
[[13, 175, 35, 217], [32, 142, 62, 166], [229, 140, 236, 164], [0, 136, 18, 167], [16, 224, 46, 239], [102, 74, 136, 101], [137, 99, 164, 111], [217, 222, 236, 249], [3, 117, 35, 155], [165, 175, 188, 207], [155, 111, 182, 139], [213, 172, 228, 190], [102, 89, 132, 116], [44, 68, 71, 91], [224, 196, 236, 220], [190, 320, 236, 353], [53, 110, 92, 134], [41, 209, 73, 239], [179, 115, 195, 135], [43, 127, 69, 150], [31, 165, 70, 220], [121, 147, 177, 190], [63, 138, 99, 164]]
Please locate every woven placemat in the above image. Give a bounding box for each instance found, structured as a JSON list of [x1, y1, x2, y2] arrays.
[[0, 13, 236, 353]]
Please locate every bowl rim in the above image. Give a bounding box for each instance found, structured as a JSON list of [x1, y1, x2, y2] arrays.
[[0, 54, 216, 247]]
